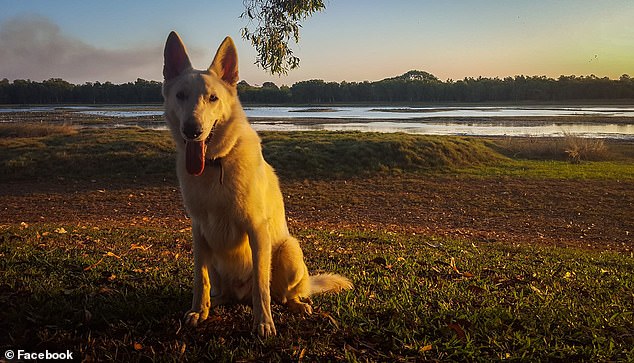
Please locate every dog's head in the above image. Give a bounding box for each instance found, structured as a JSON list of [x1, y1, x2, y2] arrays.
[[162, 31, 239, 175]]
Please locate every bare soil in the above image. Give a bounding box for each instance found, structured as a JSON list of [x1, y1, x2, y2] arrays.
[[1, 175, 631, 252]]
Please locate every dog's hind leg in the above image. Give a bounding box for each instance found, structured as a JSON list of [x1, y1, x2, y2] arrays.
[[185, 223, 212, 327], [271, 237, 313, 315], [286, 297, 313, 315]]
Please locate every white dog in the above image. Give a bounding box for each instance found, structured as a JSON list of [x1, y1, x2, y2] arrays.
[[162, 32, 352, 337]]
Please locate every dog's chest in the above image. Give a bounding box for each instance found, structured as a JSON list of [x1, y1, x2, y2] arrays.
[[180, 172, 247, 247]]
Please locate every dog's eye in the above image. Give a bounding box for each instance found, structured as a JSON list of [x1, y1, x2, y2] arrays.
[[209, 95, 218, 102], [176, 91, 187, 101]]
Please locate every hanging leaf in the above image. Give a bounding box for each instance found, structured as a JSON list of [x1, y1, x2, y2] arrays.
[[241, 0, 325, 75]]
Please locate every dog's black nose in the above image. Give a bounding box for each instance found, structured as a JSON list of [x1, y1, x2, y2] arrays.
[[182, 122, 203, 140]]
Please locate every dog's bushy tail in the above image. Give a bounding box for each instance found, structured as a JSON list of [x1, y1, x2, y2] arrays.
[[309, 273, 353, 295]]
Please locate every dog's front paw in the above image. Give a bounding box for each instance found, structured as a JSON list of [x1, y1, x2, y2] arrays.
[[184, 309, 208, 327], [255, 321, 277, 338]]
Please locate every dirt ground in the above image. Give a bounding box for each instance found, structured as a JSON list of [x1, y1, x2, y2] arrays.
[[1, 174, 631, 252]]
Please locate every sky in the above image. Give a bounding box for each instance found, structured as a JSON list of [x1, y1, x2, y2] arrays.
[[0, 0, 632, 86]]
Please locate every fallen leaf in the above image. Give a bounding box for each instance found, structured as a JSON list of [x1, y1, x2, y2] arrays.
[[130, 243, 152, 251], [54, 227, 67, 234], [83, 257, 104, 271], [420, 344, 433, 353], [449, 257, 460, 274], [320, 312, 340, 329], [447, 323, 467, 342], [530, 285, 546, 300], [105, 251, 121, 259]]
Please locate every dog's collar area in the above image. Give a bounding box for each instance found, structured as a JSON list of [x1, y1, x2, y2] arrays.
[[206, 120, 219, 145], [205, 157, 223, 184], [205, 120, 222, 184]]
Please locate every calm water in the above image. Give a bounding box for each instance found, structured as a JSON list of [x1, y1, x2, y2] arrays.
[[249, 120, 634, 139], [2, 105, 634, 139], [245, 106, 634, 119]]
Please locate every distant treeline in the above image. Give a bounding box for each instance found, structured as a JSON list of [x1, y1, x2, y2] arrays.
[[1, 70, 633, 104], [0, 78, 164, 104]]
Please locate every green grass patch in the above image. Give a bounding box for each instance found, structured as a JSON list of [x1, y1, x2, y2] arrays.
[[0, 127, 176, 182], [460, 159, 634, 180], [1, 225, 632, 361], [261, 131, 503, 179]]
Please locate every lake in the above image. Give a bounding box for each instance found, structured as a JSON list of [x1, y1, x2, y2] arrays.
[[2, 105, 634, 139]]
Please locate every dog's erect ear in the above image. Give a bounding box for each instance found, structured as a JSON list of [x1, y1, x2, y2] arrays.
[[163, 31, 192, 81], [209, 36, 239, 86]]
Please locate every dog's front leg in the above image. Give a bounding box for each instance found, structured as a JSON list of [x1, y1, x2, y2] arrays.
[[185, 224, 212, 327], [248, 224, 276, 337]]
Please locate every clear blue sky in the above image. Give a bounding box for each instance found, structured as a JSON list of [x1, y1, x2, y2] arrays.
[[1, 0, 632, 85]]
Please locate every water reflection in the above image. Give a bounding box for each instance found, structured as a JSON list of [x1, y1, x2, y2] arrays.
[[249, 121, 634, 139], [77, 106, 634, 139], [246, 106, 634, 119], [2, 105, 633, 139]]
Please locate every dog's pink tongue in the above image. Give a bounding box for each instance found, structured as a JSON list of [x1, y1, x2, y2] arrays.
[[185, 141, 206, 176]]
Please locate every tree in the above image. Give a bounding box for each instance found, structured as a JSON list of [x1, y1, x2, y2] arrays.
[[241, 0, 325, 76]]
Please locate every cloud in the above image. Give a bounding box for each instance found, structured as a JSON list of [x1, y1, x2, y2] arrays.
[[0, 15, 164, 83]]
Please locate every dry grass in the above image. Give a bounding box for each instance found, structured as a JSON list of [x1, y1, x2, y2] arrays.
[[0, 123, 77, 138], [563, 133, 609, 163], [494, 135, 610, 163]]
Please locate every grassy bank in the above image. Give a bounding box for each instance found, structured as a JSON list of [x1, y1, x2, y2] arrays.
[[1, 224, 632, 361], [1, 124, 633, 182]]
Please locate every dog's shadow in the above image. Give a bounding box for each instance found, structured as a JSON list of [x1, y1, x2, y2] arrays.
[[0, 275, 260, 352], [1, 276, 330, 354]]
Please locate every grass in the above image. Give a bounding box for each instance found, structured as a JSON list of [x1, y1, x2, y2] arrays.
[[1, 125, 632, 182], [490, 134, 630, 163], [459, 159, 634, 180], [1, 123, 633, 361], [0, 123, 77, 138], [260, 131, 503, 179], [0, 125, 175, 182], [1, 225, 632, 361]]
